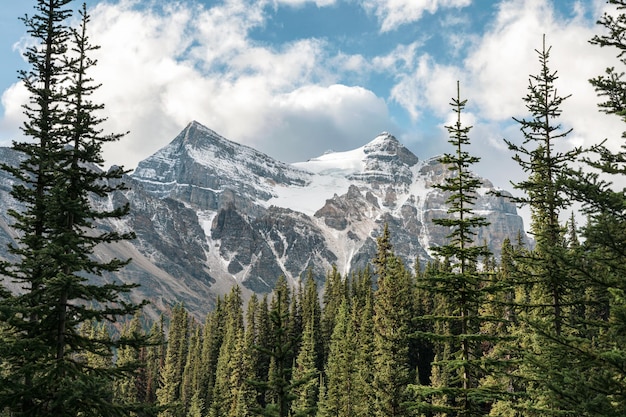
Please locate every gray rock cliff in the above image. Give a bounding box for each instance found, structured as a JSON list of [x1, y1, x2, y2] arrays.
[[0, 121, 528, 318]]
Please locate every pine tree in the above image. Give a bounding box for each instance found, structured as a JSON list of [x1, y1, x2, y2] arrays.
[[255, 286, 294, 417], [503, 36, 590, 415], [412, 260, 436, 387], [533, 2, 626, 413], [144, 316, 166, 406], [351, 281, 376, 417], [209, 286, 245, 417], [0, 2, 73, 412], [199, 298, 225, 410], [290, 310, 320, 417], [300, 271, 323, 372], [290, 273, 321, 417], [252, 280, 298, 417], [181, 321, 202, 415], [0, 3, 146, 416], [235, 294, 261, 417], [209, 286, 249, 416], [410, 82, 510, 416], [254, 295, 272, 409], [113, 313, 144, 409], [157, 304, 189, 417], [317, 300, 356, 417], [77, 319, 114, 408], [320, 265, 345, 366], [371, 225, 413, 417], [505, 35, 580, 338]]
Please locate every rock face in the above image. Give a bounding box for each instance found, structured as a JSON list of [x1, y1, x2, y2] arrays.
[[0, 121, 528, 318]]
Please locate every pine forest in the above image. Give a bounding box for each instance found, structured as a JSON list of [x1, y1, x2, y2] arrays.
[[2, 0, 626, 416]]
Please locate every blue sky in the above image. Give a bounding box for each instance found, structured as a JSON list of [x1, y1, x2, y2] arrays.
[[0, 0, 623, 196]]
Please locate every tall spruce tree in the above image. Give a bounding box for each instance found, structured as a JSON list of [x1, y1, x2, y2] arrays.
[[538, 2, 626, 413], [235, 293, 261, 417], [252, 282, 297, 417], [300, 272, 323, 373], [320, 265, 345, 367], [371, 225, 413, 417], [505, 35, 580, 338], [144, 316, 166, 406], [254, 295, 272, 410], [0, 0, 71, 410], [157, 304, 189, 417], [350, 278, 376, 417], [410, 82, 509, 416], [290, 309, 320, 417], [181, 321, 202, 415], [317, 300, 357, 417], [0, 2, 145, 416], [209, 286, 245, 417], [199, 297, 225, 410], [503, 36, 588, 415], [290, 273, 321, 417]]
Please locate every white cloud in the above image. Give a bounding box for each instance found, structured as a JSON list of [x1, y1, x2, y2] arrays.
[[0, 82, 28, 145], [273, 0, 336, 6], [463, 0, 623, 155], [372, 42, 421, 72], [384, 0, 624, 195], [265, 84, 393, 160], [363, 0, 472, 32], [1, 0, 390, 170], [390, 54, 463, 120]]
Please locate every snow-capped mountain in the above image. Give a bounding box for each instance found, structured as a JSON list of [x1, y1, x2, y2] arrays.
[[0, 121, 527, 318]]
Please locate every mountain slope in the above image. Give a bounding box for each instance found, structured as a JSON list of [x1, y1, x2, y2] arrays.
[[0, 121, 527, 318], [132, 121, 526, 295]]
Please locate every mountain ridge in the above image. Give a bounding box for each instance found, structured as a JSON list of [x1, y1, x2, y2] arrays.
[[0, 121, 527, 318]]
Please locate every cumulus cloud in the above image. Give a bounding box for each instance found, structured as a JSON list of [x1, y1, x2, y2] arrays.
[[363, 0, 471, 32], [0, 0, 392, 170], [2, 0, 624, 192], [385, 0, 624, 193], [266, 84, 394, 161], [274, 0, 337, 6], [0, 82, 28, 143], [463, 0, 623, 155], [390, 54, 462, 120]]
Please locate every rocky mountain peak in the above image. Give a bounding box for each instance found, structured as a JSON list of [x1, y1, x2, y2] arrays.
[[363, 132, 418, 165], [0, 122, 529, 319], [349, 132, 419, 185], [132, 121, 309, 212]]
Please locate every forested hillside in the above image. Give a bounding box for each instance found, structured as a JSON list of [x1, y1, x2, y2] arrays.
[[2, 0, 626, 416]]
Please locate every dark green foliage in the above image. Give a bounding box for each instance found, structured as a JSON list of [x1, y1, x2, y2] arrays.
[[144, 317, 166, 405], [236, 294, 261, 417], [157, 304, 189, 417], [505, 36, 582, 341], [501, 36, 593, 416], [290, 273, 321, 417], [535, 2, 626, 414], [320, 265, 345, 367], [372, 225, 414, 417], [410, 82, 511, 417], [290, 310, 319, 417], [252, 283, 297, 417], [209, 286, 245, 417], [317, 300, 356, 417], [0, 2, 146, 416], [199, 297, 225, 411], [114, 312, 151, 411]]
